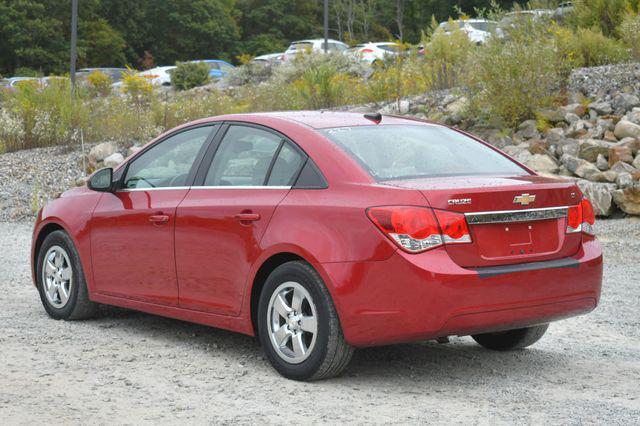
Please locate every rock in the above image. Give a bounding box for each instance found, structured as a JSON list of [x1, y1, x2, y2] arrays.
[[604, 130, 617, 142], [634, 154, 640, 169], [576, 180, 617, 216], [617, 137, 640, 155], [545, 128, 565, 144], [596, 154, 609, 171], [602, 170, 619, 183], [578, 139, 611, 162], [610, 161, 638, 175], [379, 99, 410, 115], [502, 146, 533, 164], [88, 142, 117, 164], [567, 119, 592, 138], [589, 101, 612, 115], [608, 145, 634, 167], [445, 96, 468, 116], [563, 103, 587, 117], [624, 107, 640, 125], [127, 145, 142, 157], [564, 112, 580, 124], [103, 153, 125, 168], [528, 139, 549, 155], [516, 120, 540, 140], [616, 172, 633, 188], [613, 184, 640, 215], [537, 108, 565, 123], [612, 93, 640, 114], [556, 138, 579, 157], [614, 120, 640, 139], [524, 154, 559, 174], [561, 154, 600, 180]]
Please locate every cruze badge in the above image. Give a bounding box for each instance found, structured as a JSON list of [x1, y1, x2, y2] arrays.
[[513, 193, 536, 206], [448, 198, 472, 205]]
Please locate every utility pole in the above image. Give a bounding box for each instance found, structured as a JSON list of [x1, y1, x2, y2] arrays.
[[323, 0, 329, 53], [70, 0, 78, 95]]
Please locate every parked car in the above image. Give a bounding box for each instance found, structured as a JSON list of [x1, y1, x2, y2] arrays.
[[251, 53, 284, 66], [32, 112, 603, 380], [554, 1, 574, 21], [282, 39, 349, 61], [436, 19, 500, 44], [499, 9, 553, 30], [196, 59, 235, 79], [139, 66, 177, 86], [1, 76, 42, 90], [347, 42, 400, 65], [76, 68, 128, 82]]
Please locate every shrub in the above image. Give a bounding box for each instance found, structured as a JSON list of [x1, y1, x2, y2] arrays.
[[619, 12, 640, 60], [465, 23, 561, 128], [121, 69, 153, 102], [561, 27, 630, 67], [571, 0, 640, 36], [87, 70, 113, 97], [13, 67, 42, 77], [422, 23, 475, 89], [171, 61, 210, 90]]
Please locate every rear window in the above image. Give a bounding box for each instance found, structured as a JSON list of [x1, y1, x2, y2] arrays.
[[321, 125, 527, 180], [287, 42, 312, 52]]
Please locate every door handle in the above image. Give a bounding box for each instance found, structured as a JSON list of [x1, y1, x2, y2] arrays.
[[148, 214, 170, 224], [234, 212, 261, 223]]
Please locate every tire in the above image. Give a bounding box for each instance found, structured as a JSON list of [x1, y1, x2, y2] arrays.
[[257, 261, 353, 381], [36, 230, 98, 320], [472, 324, 549, 351]]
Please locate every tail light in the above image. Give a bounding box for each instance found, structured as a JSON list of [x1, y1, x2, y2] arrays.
[[361, 48, 374, 53], [367, 206, 471, 253], [566, 198, 596, 236]]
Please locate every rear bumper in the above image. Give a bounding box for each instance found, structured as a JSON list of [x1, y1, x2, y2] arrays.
[[322, 239, 602, 347]]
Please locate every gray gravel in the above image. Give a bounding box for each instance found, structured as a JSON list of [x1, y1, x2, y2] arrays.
[[1, 219, 639, 424]]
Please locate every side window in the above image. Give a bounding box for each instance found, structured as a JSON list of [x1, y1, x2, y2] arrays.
[[123, 126, 213, 189], [204, 126, 282, 186], [268, 142, 305, 186]]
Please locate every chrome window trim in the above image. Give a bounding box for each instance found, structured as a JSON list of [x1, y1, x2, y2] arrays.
[[190, 185, 292, 190], [465, 206, 568, 225], [118, 185, 292, 192]]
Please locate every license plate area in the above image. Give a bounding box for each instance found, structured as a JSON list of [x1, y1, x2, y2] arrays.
[[472, 219, 561, 260]]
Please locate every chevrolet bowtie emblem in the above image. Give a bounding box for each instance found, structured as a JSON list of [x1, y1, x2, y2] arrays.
[[513, 193, 536, 206]]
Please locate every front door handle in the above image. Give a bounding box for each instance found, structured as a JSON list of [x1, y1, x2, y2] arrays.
[[149, 214, 170, 224], [234, 212, 261, 223]]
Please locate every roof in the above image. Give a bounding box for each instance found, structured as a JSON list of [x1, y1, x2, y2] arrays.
[[209, 111, 437, 130]]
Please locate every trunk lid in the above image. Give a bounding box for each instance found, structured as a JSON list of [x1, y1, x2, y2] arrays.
[[384, 175, 582, 268]]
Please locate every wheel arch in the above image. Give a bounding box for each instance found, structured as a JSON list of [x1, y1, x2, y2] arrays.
[[32, 221, 68, 286]]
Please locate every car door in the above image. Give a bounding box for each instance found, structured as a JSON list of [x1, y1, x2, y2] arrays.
[[175, 124, 306, 315], [90, 125, 218, 305]]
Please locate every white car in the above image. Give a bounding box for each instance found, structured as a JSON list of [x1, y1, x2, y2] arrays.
[[282, 39, 349, 61], [348, 42, 400, 65], [251, 53, 284, 65], [436, 19, 499, 44], [139, 66, 177, 86]]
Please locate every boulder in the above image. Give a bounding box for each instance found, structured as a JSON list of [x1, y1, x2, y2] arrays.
[[545, 128, 565, 144], [576, 180, 617, 216], [502, 146, 533, 164], [563, 103, 587, 117], [556, 138, 579, 157], [613, 184, 640, 215], [103, 153, 125, 168], [528, 139, 549, 155], [603, 130, 617, 142], [614, 120, 640, 139], [524, 154, 559, 174], [537, 108, 565, 124], [634, 154, 640, 169], [608, 145, 634, 167], [516, 120, 540, 140], [127, 145, 142, 157], [88, 142, 117, 164], [561, 154, 600, 180], [596, 154, 609, 171], [624, 107, 640, 125], [612, 93, 640, 114], [616, 172, 633, 188], [564, 112, 580, 124], [610, 161, 638, 175], [588, 101, 612, 115], [578, 139, 612, 162], [617, 137, 640, 155]]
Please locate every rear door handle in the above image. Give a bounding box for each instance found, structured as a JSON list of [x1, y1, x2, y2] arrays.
[[234, 213, 261, 223], [149, 214, 170, 224]]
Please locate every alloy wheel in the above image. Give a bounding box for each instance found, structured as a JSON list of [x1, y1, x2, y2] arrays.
[[42, 245, 73, 308]]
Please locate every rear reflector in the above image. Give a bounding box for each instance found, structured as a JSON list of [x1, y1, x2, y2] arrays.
[[566, 198, 596, 236], [367, 206, 471, 253]]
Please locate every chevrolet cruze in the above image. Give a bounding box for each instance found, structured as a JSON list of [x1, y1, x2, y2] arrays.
[[32, 112, 603, 380]]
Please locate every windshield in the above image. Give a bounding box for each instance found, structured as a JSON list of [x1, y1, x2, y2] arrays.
[[469, 21, 496, 31], [287, 42, 312, 52], [321, 125, 527, 180]]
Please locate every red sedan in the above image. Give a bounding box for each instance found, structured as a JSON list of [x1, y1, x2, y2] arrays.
[[31, 112, 603, 380]]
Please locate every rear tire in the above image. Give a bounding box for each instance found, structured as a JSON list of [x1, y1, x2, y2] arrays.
[[257, 261, 353, 381], [472, 324, 549, 351], [36, 230, 98, 320]]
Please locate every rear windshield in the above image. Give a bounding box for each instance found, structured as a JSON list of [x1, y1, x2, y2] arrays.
[[321, 125, 527, 180], [288, 42, 312, 51]]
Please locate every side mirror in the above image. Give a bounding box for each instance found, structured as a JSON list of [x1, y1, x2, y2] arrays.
[[88, 167, 113, 192]]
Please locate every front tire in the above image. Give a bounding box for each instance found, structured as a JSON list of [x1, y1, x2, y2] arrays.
[[472, 324, 549, 351], [36, 230, 98, 320], [257, 261, 353, 381]]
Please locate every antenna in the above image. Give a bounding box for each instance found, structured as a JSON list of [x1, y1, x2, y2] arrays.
[[364, 113, 382, 124]]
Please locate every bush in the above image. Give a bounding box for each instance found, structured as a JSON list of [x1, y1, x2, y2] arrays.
[[619, 12, 640, 60], [465, 23, 561, 128], [171, 61, 210, 90], [422, 23, 475, 89], [571, 0, 640, 36], [559, 27, 630, 67], [87, 70, 113, 97], [13, 67, 42, 77], [121, 69, 153, 102]]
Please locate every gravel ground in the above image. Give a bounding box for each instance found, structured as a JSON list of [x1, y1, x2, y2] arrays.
[[1, 219, 639, 425]]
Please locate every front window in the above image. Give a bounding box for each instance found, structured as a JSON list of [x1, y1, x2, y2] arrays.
[[469, 21, 496, 32], [321, 125, 527, 181]]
